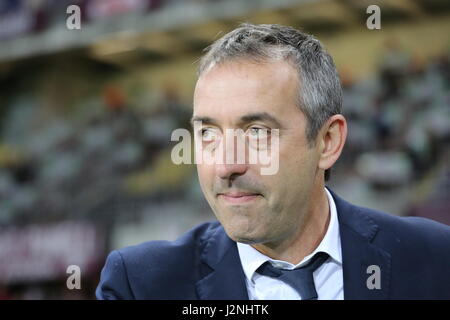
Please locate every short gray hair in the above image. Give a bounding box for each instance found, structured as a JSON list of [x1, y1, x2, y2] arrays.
[[198, 23, 343, 180]]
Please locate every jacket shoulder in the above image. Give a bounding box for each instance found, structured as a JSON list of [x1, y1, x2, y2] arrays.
[[118, 220, 220, 264], [360, 206, 450, 298], [332, 187, 450, 252], [358, 205, 450, 249], [349, 202, 450, 279], [335, 193, 450, 298], [96, 220, 221, 299]]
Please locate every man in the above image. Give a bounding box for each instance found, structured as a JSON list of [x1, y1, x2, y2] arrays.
[[96, 24, 450, 300]]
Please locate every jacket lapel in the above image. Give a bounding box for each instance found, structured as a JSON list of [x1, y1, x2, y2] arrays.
[[195, 224, 249, 300], [330, 189, 391, 299]]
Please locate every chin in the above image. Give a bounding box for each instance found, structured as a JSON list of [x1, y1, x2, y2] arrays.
[[225, 227, 267, 245], [232, 236, 255, 244], [216, 210, 268, 242]]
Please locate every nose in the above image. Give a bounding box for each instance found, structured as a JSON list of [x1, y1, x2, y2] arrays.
[[215, 131, 249, 180], [216, 162, 249, 180]]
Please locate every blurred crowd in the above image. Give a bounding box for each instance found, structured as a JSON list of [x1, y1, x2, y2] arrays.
[[332, 39, 449, 222], [0, 0, 225, 40], [0, 78, 193, 299], [0, 81, 193, 226]]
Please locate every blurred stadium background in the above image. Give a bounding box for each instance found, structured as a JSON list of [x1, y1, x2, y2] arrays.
[[0, 0, 448, 299]]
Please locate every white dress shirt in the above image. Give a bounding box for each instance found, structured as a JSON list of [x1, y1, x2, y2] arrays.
[[237, 188, 344, 300]]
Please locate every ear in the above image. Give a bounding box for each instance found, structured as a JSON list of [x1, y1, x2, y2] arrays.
[[317, 114, 347, 172]]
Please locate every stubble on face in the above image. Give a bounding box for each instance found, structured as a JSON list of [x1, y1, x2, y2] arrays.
[[194, 58, 325, 254]]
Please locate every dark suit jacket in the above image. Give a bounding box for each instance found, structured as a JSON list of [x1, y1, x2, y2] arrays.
[[96, 189, 450, 299]]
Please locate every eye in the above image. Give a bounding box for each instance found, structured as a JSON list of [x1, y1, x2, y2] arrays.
[[200, 128, 219, 141], [247, 126, 270, 139]]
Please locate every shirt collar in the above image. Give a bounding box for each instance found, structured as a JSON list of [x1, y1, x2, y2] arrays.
[[237, 187, 342, 283]]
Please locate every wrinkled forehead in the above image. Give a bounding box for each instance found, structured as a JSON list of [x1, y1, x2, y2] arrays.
[[193, 59, 300, 125]]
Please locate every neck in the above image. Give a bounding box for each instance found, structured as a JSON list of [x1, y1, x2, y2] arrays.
[[252, 184, 330, 265]]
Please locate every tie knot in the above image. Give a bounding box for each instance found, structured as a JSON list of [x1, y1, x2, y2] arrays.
[[256, 252, 330, 300]]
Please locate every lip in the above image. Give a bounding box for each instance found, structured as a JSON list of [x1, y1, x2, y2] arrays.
[[217, 191, 261, 204]]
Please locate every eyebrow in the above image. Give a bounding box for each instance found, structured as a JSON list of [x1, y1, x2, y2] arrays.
[[190, 112, 282, 129], [238, 112, 282, 128], [190, 116, 219, 128]]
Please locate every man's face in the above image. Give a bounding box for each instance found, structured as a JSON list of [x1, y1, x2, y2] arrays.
[[193, 59, 322, 245]]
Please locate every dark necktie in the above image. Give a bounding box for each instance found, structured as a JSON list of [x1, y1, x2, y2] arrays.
[[256, 252, 330, 300]]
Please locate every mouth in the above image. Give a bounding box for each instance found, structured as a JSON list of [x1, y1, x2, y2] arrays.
[[217, 191, 262, 204]]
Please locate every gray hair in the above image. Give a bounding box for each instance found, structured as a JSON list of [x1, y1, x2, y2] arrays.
[[198, 23, 343, 180]]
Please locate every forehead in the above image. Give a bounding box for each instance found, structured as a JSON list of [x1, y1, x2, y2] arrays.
[[193, 59, 300, 123]]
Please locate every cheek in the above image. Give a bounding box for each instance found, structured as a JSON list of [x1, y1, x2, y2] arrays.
[[277, 142, 317, 185], [197, 164, 214, 192]]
